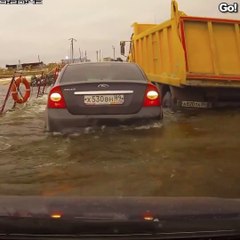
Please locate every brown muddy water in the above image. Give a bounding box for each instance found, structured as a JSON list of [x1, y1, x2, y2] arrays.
[[0, 85, 240, 198]]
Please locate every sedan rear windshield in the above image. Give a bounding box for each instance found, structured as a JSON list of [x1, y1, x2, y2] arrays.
[[60, 63, 146, 83]]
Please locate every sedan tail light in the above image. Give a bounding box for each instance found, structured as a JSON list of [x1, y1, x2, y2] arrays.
[[48, 86, 66, 108], [143, 84, 161, 107]]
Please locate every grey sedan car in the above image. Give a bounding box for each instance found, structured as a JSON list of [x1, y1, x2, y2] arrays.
[[45, 62, 163, 132]]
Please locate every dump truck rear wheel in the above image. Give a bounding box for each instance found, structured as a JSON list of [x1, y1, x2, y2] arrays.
[[162, 91, 177, 112]]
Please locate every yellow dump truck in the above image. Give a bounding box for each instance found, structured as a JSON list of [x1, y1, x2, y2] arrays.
[[120, 0, 240, 110]]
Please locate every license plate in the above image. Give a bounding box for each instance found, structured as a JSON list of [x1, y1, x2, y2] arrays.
[[84, 95, 124, 105], [180, 101, 212, 108]]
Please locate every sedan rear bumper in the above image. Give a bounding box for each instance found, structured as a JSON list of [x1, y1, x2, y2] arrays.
[[46, 107, 162, 132]]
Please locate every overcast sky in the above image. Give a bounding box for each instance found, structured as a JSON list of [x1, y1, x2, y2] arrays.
[[0, 0, 239, 67]]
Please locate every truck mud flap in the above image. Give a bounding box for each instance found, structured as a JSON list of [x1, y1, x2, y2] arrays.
[[212, 102, 240, 108]]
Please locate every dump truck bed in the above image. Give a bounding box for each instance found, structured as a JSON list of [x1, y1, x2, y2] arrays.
[[130, 2, 240, 88], [182, 16, 240, 85]]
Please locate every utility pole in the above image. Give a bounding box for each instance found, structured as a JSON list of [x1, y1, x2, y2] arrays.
[[68, 38, 77, 63], [112, 45, 116, 60], [79, 48, 82, 62], [38, 54, 41, 62], [96, 50, 99, 62], [99, 49, 102, 62], [17, 59, 21, 70]]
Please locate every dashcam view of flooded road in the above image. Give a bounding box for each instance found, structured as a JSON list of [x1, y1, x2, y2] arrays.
[[0, 86, 240, 198]]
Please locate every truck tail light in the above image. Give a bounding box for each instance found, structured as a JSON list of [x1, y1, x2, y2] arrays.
[[48, 86, 66, 109], [144, 84, 161, 107]]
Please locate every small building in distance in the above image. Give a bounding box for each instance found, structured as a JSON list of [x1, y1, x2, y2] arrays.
[[103, 57, 123, 62], [61, 57, 91, 65], [103, 57, 113, 62], [6, 62, 44, 70]]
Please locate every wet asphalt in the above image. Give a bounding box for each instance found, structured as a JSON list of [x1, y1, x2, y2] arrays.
[[0, 85, 240, 197]]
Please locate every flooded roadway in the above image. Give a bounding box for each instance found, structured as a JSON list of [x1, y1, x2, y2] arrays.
[[0, 86, 240, 198]]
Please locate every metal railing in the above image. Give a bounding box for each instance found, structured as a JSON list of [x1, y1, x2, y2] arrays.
[[0, 68, 58, 115], [0, 76, 16, 114]]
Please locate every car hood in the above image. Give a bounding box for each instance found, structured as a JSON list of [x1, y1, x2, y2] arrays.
[[0, 196, 239, 238]]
